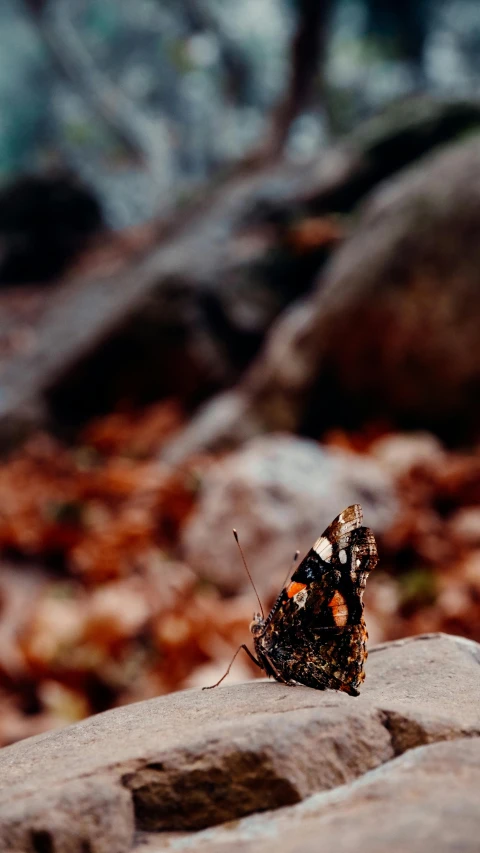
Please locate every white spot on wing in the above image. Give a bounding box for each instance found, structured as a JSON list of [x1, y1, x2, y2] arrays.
[[339, 549, 347, 564], [313, 536, 333, 561], [294, 588, 308, 609]]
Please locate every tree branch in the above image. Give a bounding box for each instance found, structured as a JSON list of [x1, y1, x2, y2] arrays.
[[247, 0, 334, 162]]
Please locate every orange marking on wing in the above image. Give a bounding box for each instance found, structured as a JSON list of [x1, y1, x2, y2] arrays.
[[287, 581, 307, 599], [328, 591, 349, 626]]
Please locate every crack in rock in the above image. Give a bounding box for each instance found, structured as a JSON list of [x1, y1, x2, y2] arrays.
[[121, 710, 393, 832], [141, 737, 480, 853]]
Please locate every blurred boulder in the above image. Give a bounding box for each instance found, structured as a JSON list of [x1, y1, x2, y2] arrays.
[[0, 98, 478, 442], [165, 133, 480, 461], [0, 172, 103, 284], [301, 134, 480, 441], [181, 434, 396, 595], [369, 432, 446, 478]]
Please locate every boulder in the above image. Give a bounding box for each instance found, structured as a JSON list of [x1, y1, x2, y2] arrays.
[[2, 100, 480, 443], [181, 434, 397, 595], [157, 738, 480, 853], [0, 633, 478, 852], [163, 134, 480, 463]]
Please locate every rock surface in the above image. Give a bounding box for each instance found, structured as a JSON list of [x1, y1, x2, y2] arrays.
[[0, 633, 479, 852], [181, 434, 397, 595], [144, 738, 480, 853]]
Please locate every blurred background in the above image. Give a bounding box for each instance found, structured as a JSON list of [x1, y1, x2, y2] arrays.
[[0, 0, 480, 745]]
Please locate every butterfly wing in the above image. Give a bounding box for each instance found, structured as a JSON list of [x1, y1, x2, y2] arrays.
[[254, 505, 378, 696]]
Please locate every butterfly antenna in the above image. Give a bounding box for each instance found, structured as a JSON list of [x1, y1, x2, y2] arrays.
[[233, 529, 264, 619], [281, 549, 300, 589]]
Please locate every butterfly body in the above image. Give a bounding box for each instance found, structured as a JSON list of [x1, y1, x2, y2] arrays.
[[250, 504, 378, 696]]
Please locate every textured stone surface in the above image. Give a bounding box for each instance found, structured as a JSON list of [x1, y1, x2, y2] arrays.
[[181, 434, 397, 595], [0, 634, 478, 852], [146, 738, 480, 853]]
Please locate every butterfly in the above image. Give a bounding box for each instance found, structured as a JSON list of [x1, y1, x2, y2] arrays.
[[204, 504, 378, 696]]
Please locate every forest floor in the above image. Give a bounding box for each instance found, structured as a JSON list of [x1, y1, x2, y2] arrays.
[[0, 398, 479, 746]]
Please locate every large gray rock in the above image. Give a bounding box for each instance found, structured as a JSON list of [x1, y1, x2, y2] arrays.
[[181, 434, 397, 595], [153, 738, 480, 853], [0, 634, 479, 852]]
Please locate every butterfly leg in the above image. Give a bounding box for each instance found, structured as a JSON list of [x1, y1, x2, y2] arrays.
[[202, 644, 263, 690], [262, 654, 291, 685]]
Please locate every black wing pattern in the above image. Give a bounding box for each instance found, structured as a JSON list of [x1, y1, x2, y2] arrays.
[[252, 504, 378, 696]]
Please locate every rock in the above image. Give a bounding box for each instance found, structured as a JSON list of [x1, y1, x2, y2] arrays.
[[296, 135, 480, 442], [369, 432, 445, 477], [2, 100, 480, 443], [153, 738, 480, 853], [0, 633, 479, 852], [3, 781, 132, 853], [361, 633, 480, 750], [181, 434, 396, 595], [163, 134, 480, 462]]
